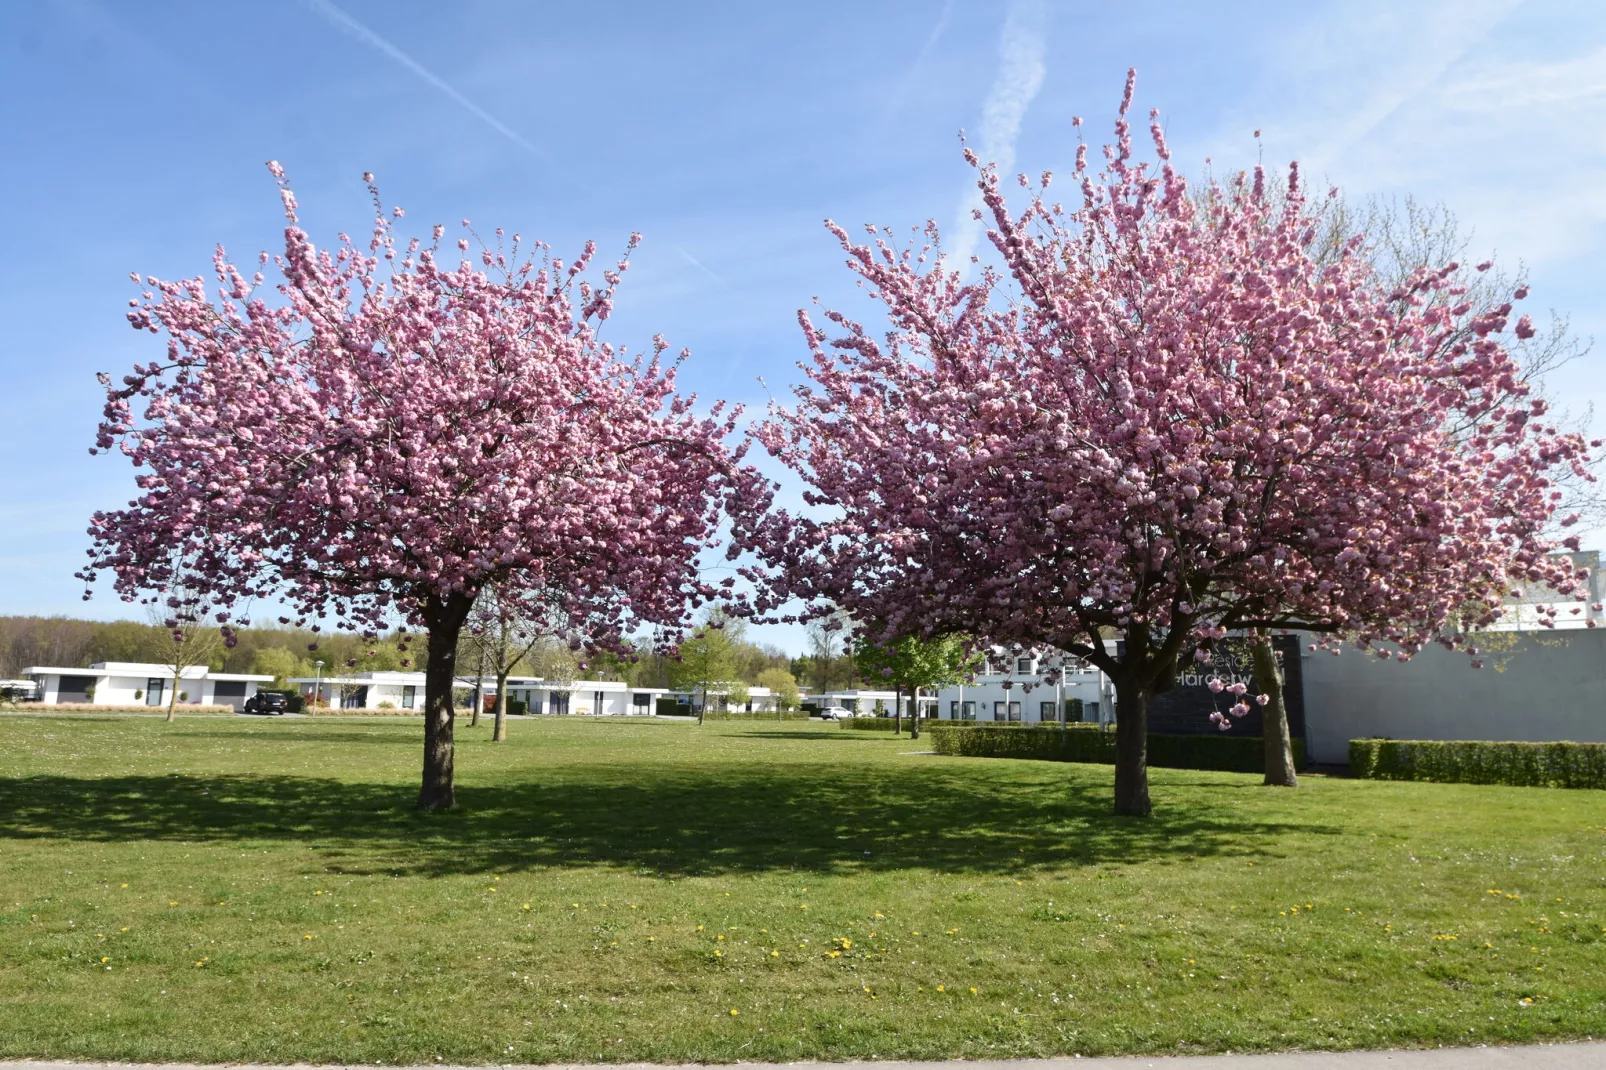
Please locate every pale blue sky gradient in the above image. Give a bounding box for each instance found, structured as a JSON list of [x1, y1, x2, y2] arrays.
[[2, 0, 1602, 653]]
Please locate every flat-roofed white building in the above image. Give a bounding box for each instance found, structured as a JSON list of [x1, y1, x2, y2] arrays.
[[290, 672, 669, 716], [291, 671, 429, 710], [931, 646, 1115, 724], [23, 662, 273, 711], [499, 678, 668, 716]]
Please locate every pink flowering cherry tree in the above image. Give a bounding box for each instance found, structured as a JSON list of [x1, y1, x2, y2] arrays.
[[736, 72, 1595, 816], [83, 165, 758, 810]]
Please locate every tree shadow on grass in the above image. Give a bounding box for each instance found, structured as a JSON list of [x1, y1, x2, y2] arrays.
[[0, 762, 1338, 879]]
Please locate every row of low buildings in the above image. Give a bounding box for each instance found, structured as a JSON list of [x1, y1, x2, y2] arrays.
[[16, 553, 1605, 761]]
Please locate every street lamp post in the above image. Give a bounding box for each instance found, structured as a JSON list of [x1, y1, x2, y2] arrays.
[[314, 660, 324, 710]]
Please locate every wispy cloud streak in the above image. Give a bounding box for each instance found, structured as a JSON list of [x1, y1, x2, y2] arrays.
[[302, 0, 550, 163], [949, 0, 1047, 274]]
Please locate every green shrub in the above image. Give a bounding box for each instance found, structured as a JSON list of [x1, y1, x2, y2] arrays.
[[842, 717, 900, 731], [508, 698, 527, 716], [927, 722, 1304, 773], [1349, 738, 1606, 789], [703, 709, 810, 721], [656, 699, 691, 716]]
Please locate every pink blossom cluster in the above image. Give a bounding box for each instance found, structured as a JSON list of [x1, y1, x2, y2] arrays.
[[83, 164, 764, 653], [734, 70, 1593, 690]]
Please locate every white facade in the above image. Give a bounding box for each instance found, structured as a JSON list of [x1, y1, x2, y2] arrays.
[[292, 671, 429, 710], [23, 662, 272, 711], [932, 647, 1115, 724], [289, 671, 669, 716], [665, 685, 801, 713], [498, 678, 668, 716]]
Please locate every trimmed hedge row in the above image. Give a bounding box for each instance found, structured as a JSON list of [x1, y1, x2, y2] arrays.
[[703, 710, 811, 721], [841, 717, 901, 731], [1349, 738, 1606, 789], [927, 722, 1305, 773]]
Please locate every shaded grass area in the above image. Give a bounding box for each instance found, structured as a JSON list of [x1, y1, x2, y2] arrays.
[[0, 715, 1602, 1063]]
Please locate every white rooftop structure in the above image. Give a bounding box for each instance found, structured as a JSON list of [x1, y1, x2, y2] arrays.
[[23, 661, 273, 711]]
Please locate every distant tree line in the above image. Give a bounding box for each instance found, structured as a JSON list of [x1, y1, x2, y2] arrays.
[[0, 614, 802, 692]]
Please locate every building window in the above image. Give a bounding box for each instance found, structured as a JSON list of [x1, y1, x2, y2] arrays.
[[962, 700, 976, 720], [993, 701, 1006, 720], [1040, 701, 1056, 722], [1016, 657, 1033, 674], [949, 701, 959, 719], [980, 659, 993, 675], [146, 678, 164, 707], [632, 692, 650, 711], [401, 685, 416, 710], [1008, 701, 1022, 721]]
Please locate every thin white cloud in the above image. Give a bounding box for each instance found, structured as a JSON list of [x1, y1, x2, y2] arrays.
[[885, 0, 957, 119], [948, 0, 1047, 275], [302, 0, 551, 163], [674, 245, 729, 288]]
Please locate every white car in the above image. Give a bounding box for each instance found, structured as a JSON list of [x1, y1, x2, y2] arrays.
[[818, 706, 853, 720]]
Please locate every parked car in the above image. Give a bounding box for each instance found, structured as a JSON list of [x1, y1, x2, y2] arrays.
[[818, 705, 853, 720], [243, 691, 289, 716]]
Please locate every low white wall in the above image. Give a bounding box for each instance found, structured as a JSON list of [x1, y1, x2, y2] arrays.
[[1301, 629, 1606, 764]]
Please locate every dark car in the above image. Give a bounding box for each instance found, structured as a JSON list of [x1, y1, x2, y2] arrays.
[[243, 691, 289, 716]]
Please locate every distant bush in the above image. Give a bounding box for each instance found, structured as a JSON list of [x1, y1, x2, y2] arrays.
[[1349, 739, 1606, 790], [18, 703, 236, 715], [703, 710, 810, 721], [656, 699, 691, 717], [508, 698, 527, 716], [841, 717, 899, 731], [927, 722, 1304, 773]]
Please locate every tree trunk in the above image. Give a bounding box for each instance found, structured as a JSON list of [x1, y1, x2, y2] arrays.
[[166, 671, 178, 722], [1251, 634, 1299, 788], [469, 643, 486, 727], [909, 686, 920, 740], [492, 669, 510, 743], [419, 591, 474, 812], [1112, 676, 1152, 817], [698, 684, 705, 725], [892, 685, 901, 735]]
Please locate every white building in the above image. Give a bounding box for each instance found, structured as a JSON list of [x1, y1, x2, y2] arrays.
[[498, 678, 669, 716], [931, 646, 1115, 724], [291, 671, 429, 710], [664, 685, 802, 714], [23, 662, 273, 711], [290, 671, 669, 716], [812, 688, 906, 715]]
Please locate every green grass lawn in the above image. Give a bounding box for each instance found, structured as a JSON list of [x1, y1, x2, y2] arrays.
[[0, 715, 1602, 1063]]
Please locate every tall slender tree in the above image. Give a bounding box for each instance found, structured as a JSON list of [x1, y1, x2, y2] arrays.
[[738, 71, 1595, 815], [84, 165, 758, 809]]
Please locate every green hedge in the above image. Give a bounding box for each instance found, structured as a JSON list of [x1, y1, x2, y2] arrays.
[[702, 710, 810, 721], [841, 716, 900, 731], [1349, 739, 1606, 789], [927, 722, 1304, 773]]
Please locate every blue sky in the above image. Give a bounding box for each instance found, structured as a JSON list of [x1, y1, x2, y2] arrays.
[[2, 0, 1603, 654]]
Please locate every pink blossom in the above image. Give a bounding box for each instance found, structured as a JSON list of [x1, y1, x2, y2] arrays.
[[734, 69, 1590, 817]]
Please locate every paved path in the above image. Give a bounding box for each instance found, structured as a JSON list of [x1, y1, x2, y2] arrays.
[[7, 1046, 1606, 1070]]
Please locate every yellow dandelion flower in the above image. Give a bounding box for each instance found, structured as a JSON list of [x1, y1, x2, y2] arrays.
[[729, 1008, 739, 1016], [714, 950, 723, 958], [969, 987, 978, 995], [770, 950, 779, 957], [648, 937, 656, 942], [937, 985, 945, 992], [717, 934, 725, 941], [697, 925, 705, 932], [120, 883, 128, 889], [168, 900, 178, 906], [100, 956, 109, 963], [304, 934, 313, 940], [523, 904, 531, 911], [119, 927, 128, 932], [873, 912, 884, 919]]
